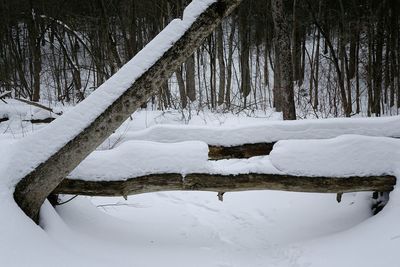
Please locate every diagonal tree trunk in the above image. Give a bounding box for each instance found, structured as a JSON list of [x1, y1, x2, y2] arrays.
[[14, 0, 242, 223]]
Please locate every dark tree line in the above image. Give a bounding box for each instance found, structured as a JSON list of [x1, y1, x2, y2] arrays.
[[0, 0, 399, 118]]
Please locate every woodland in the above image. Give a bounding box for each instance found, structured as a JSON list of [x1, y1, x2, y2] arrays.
[[1, 0, 399, 118], [0, 1, 399, 266]]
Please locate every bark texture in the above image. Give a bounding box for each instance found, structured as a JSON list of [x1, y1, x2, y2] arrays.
[[55, 173, 396, 196], [208, 142, 275, 159], [14, 0, 242, 223], [271, 0, 296, 120]]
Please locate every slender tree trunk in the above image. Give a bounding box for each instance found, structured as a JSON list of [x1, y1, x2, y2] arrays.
[[209, 35, 217, 109], [176, 66, 187, 109], [374, 21, 384, 116], [225, 17, 236, 108], [313, 28, 320, 109], [272, 46, 282, 112], [186, 54, 196, 102], [239, 5, 251, 105], [28, 7, 41, 102], [217, 24, 226, 106], [291, 0, 302, 83]]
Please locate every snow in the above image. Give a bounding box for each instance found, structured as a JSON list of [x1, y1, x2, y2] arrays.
[[2, 0, 217, 187], [70, 141, 210, 180], [104, 115, 400, 147], [270, 135, 400, 177], [0, 0, 399, 264], [69, 140, 281, 181], [54, 191, 374, 267], [1, 110, 400, 266]]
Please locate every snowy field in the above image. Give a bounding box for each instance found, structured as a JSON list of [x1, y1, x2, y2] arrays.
[[1, 102, 400, 266]]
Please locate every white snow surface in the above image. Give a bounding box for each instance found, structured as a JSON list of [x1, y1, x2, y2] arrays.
[[70, 141, 281, 181], [270, 134, 400, 177], [105, 115, 400, 146], [2, 0, 216, 187], [1, 111, 400, 266], [1, 0, 399, 265], [70, 141, 210, 180]]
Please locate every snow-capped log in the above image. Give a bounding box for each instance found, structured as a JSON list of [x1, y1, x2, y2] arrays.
[[54, 173, 396, 197], [14, 0, 242, 223], [103, 115, 400, 147]]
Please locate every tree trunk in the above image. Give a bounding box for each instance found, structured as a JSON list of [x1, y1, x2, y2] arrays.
[[239, 5, 251, 104], [271, 0, 296, 120], [217, 24, 226, 106], [313, 28, 320, 109], [14, 0, 242, 223], [28, 7, 41, 102], [225, 17, 236, 108], [272, 46, 282, 112], [176, 67, 187, 109], [55, 173, 396, 196], [374, 20, 384, 116], [291, 0, 302, 83], [186, 54, 196, 102]]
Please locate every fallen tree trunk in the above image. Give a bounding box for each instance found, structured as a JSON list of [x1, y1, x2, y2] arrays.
[[14, 0, 242, 223], [208, 142, 275, 159], [54, 173, 396, 196]]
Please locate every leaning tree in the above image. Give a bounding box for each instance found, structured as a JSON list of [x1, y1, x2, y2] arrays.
[[13, 0, 242, 223]]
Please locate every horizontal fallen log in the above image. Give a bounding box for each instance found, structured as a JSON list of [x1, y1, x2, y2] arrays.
[[54, 173, 396, 197], [208, 142, 275, 159]]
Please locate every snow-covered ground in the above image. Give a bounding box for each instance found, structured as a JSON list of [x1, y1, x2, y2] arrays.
[[1, 103, 399, 266], [0, 0, 399, 263]]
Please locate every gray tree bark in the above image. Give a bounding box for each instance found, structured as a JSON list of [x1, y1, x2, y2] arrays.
[[217, 24, 226, 106], [185, 54, 196, 102], [176, 67, 187, 109], [55, 173, 396, 196], [271, 0, 296, 120], [14, 0, 242, 223]]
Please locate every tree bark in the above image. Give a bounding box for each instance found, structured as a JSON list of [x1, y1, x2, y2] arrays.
[[271, 0, 296, 120], [239, 5, 251, 104], [217, 24, 226, 106], [209, 142, 275, 159], [176, 67, 187, 109], [14, 0, 242, 223], [55, 173, 396, 196], [186, 54, 196, 102], [225, 17, 236, 108]]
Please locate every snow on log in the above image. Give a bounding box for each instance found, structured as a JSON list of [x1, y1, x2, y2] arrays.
[[13, 0, 242, 223], [270, 135, 400, 177], [57, 137, 396, 196], [103, 115, 400, 147], [55, 173, 396, 196]]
